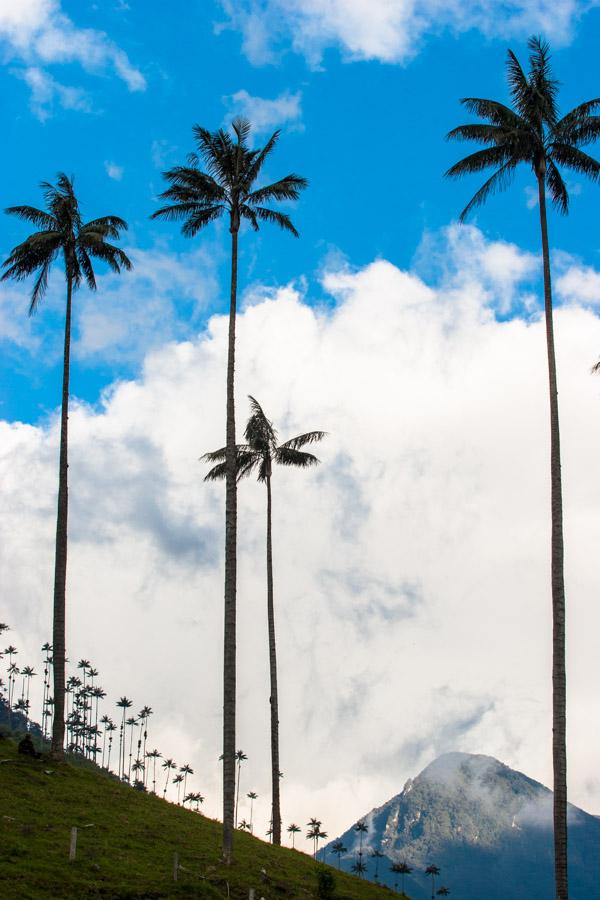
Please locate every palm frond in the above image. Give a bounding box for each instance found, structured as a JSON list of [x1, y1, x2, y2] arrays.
[[527, 35, 559, 127], [455, 161, 517, 222], [76, 245, 97, 291], [278, 431, 327, 451], [555, 99, 600, 140], [446, 124, 513, 145], [506, 48, 534, 123], [550, 143, 600, 181], [29, 256, 53, 314], [445, 144, 519, 179], [240, 204, 259, 231], [251, 206, 299, 236], [242, 130, 280, 190], [248, 174, 308, 205], [80, 236, 132, 272], [231, 117, 252, 145], [460, 98, 524, 129], [80, 216, 128, 239], [545, 159, 569, 214], [274, 447, 320, 468], [4, 205, 56, 230]]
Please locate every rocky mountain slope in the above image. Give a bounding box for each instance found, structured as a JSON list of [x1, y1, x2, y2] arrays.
[[320, 752, 600, 899]]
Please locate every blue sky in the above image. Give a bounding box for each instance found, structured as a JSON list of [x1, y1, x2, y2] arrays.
[[3, 1, 600, 839], [3, 1, 600, 422]]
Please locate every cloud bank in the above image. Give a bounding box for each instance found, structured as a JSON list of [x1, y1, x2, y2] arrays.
[[220, 0, 596, 66], [2, 225, 600, 840], [0, 0, 145, 117]]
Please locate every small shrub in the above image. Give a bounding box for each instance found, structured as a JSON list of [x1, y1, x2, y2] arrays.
[[316, 866, 336, 899]]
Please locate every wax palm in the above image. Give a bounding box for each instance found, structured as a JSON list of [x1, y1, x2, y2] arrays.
[[351, 859, 367, 879], [371, 849, 384, 881], [331, 840, 347, 870], [203, 397, 324, 844], [355, 821, 368, 857], [425, 865, 440, 900], [1, 175, 131, 758], [392, 861, 412, 896], [287, 822, 300, 848], [437, 889, 450, 897], [152, 119, 306, 862], [234, 749, 247, 828], [445, 37, 600, 900], [247, 791, 258, 833]]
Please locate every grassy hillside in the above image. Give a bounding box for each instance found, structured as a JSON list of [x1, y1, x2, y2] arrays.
[[0, 736, 400, 899]]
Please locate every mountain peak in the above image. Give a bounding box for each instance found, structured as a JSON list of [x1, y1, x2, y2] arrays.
[[321, 752, 600, 899]]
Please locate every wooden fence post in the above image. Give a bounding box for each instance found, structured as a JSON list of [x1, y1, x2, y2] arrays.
[[69, 827, 77, 861]]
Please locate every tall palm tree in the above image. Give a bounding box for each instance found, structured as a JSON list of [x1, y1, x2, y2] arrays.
[[152, 119, 307, 862], [392, 861, 412, 897], [234, 749, 247, 828], [203, 397, 325, 843], [180, 763, 194, 799], [437, 889, 450, 897], [331, 840, 347, 870], [425, 864, 440, 900], [445, 38, 600, 900], [355, 820, 368, 858], [287, 822, 300, 848], [146, 748, 162, 793], [371, 849, 384, 882], [351, 859, 367, 879], [247, 791, 258, 834], [116, 696, 132, 778], [162, 758, 176, 799], [1, 175, 131, 758]]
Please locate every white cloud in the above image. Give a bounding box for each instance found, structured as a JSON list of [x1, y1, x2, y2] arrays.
[[104, 160, 124, 181], [223, 89, 303, 135], [16, 65, 91, 120], [0, 0, 145, 114], [220, 0, 595, 66], [2, 226, 600, 843], [556, 262, 600, 307]]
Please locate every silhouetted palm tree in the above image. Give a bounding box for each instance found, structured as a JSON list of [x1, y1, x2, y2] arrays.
[[116, 696, 132, 778], [446, 40, 600, 900], [437, 888, 450, 897], [391, 861, 412, 896], [146, 748, 162, 793], [371, 849, 384, 882], [351, 859, 367, 878], [2, 177, 131, 758], [355, 821, 368, 857], [331, 840, 347, 870], [180, 763, 194, 799], [425, 865, 441, 900], [152, 119, 307, 862], [247, 791, 258, 834], [203, 397, 324, 844], [162, 758, 176, 799], [234, 749, 247, 828], [287, 822, 300, 848]]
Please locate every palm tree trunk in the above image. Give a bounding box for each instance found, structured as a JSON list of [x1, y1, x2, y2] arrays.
[[223, 224, 239, 863], [50, 275, 72, 759], [266, 473, 282, 844], [537, 171, 568, 900]]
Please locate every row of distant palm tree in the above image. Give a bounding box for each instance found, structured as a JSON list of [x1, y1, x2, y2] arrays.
[[1, 117, 308, 865]]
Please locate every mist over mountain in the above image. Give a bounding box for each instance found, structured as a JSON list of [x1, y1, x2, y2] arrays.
[[319, 752, 600, 899]]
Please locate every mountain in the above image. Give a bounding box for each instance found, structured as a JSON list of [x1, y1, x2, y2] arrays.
[[319, 752, 600, 899]]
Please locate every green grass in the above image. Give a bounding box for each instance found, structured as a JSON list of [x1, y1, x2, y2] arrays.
[[0, 736, 398, 899]]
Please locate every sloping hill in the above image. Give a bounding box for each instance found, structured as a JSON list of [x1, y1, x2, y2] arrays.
[[320, 752, 600, 899], [0, 736, 396, 899]]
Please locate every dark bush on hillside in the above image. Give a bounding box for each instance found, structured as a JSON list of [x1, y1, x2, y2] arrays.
[[317, 866, 336, 898]]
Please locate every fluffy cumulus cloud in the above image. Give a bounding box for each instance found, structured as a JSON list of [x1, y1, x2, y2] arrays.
[[220, 0, 595, 65], [2, 226, 600, 840], [0, 0, 145, 117], [223, 89, 303, 135]]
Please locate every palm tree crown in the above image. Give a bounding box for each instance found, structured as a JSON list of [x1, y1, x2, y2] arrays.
[[2, 173, 131, 312], [445, 36, 600, 220], [203, 395, 326, 483], [151, 118, 307, 237]]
